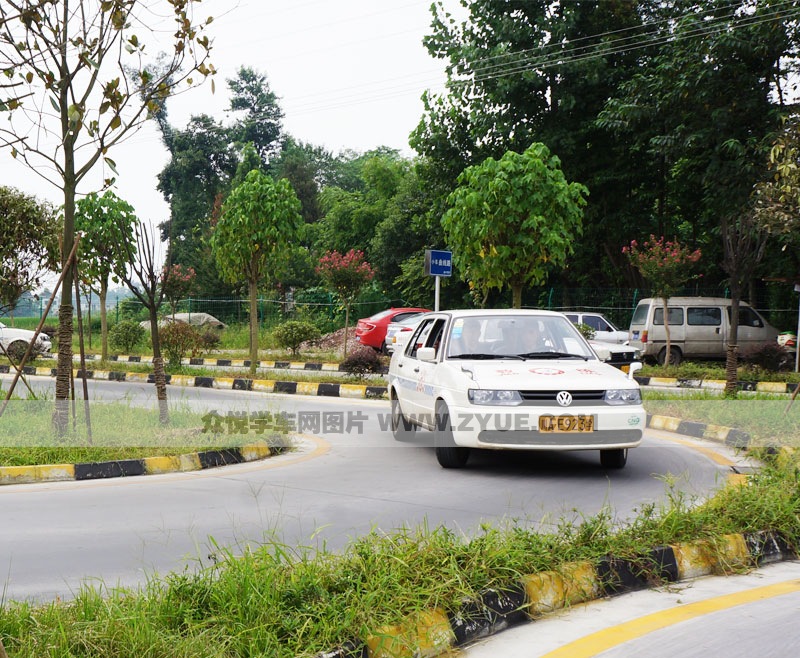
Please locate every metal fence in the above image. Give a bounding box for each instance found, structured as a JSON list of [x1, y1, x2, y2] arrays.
[[6, 285, 800, 333]]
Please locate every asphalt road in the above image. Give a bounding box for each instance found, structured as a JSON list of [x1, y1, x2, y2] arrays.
[[0, 375, 740, 602]]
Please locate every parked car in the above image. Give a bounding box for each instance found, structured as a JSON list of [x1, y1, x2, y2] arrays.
[[0, 321, 52, 361], [355, 307, 430, 352], [564, 312, 629, 344], [588, 340, 640, 373], [384, 314, 427, 354], [388, 309, 644, 469], [628, 297, 779, 365]]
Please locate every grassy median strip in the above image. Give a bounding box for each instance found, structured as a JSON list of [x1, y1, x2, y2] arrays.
[[0, 460, 798, 657]]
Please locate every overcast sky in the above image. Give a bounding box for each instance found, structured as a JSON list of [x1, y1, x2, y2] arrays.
[[3, 0, 463, 228]]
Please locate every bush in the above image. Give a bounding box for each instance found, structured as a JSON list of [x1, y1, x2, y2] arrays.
[[197, 329, 222, 354], [272, 320, 321, 356], [340, 345, 386, 378], [740, 341, 793, 372], [575, 323, 595, 340], [109, 320, 146, 354], [159, 321, 202, 367]]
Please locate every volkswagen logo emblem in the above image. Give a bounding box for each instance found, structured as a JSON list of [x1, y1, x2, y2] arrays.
[[556, 391, 573, 407]]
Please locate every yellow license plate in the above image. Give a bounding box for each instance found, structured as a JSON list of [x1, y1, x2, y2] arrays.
[[538, 415, 595, 433]]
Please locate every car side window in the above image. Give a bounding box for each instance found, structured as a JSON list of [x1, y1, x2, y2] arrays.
[[733, 306, 764, 328], [406, 319, 445, 359], [687, 307, 721, 326], [654, 308, 684, 326]]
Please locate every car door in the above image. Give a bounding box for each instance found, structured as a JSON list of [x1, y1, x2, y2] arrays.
[[583, 313, 624, 344], [396, 317, 445, 421], [734, 305, 768, 351], [686, 306, 724, 357]]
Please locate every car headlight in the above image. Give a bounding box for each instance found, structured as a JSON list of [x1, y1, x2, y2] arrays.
[[604, 388, 641, 405], [468, 389, 523, 406]]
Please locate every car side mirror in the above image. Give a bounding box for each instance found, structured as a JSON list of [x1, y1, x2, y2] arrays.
[[628, 361, 643, 379], [418, 347, 437, 362]]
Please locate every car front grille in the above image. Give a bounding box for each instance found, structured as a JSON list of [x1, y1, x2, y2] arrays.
[[518, 390, 606, 402]]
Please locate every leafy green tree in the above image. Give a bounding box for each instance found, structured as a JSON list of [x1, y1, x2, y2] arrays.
[[75, 191, 137, 360], [227, 66, 284, 164], [0, 0, 215, 426], [212, 170, 303, 374], [623, 235, 701, 367], [442, 143, 588, 308], [412, 0, 650, 287], [0, 187, 58, 317], [316, 250, 375, 357]]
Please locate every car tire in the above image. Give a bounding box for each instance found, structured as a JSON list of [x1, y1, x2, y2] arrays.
[[600, 448, 628, 469], [6, 340, 29, 363], [434, 402, 469, 468], [656, 346, 682, 367], [390, 395, 415, 442]]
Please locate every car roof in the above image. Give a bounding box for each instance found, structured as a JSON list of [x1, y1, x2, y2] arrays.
[[426, 309, 566, 319]]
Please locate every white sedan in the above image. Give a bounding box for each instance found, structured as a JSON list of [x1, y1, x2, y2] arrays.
[[0, 321, 52, 361], [564, 312, 629, 344], [388, 309, 644, 469]]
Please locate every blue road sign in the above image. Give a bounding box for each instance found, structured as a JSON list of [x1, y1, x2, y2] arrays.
[[425, 249, 452, 277]]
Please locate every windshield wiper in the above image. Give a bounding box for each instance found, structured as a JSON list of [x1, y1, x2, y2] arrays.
[[449, 353, 521, 360], [516, 351, 590, 361]]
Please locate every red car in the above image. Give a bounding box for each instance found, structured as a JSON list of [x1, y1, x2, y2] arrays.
[[355, 307, 431, 352]]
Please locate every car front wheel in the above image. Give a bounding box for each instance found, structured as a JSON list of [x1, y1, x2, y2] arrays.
[[434, 402, 469, 468], [390, 395, 415, 442], [5, 340, 29, 363], [600, 448, 628, 469]]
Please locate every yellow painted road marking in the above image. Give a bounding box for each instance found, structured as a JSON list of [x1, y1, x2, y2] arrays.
[[541, 579, 800, 658]]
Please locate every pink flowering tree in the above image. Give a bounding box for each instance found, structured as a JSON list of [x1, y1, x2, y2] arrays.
[[316, 249, 375, 357], [161, 264, 197, 318], [623, 235, 701, 367]]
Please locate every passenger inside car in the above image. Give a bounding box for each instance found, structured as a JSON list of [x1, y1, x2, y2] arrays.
[[450, 319, 483, 356]]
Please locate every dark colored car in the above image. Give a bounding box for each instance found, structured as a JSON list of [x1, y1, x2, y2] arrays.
[[355, 307, 431, 352]]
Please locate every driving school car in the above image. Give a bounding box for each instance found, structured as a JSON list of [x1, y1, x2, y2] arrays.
[[388, 309, 644, 469]]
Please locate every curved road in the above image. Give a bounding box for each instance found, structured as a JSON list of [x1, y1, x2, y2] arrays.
[[0, 376, 739, 602]]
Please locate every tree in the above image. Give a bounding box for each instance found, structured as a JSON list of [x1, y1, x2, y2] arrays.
[[0, 186, 58, 317], [111, 221, 171, 425], [0, 0, 215, 429], [442, 143, 588, 308], [75, 190, 137, 360], [412, 0, 650, 288], [623, 235, 701, 367], [316, 250, 375, 358], [161, 263, 196, 318], [212, 169, 302, 374], [227, 66, 284, 164]]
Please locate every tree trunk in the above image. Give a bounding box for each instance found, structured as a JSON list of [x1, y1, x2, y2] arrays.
[[149, 310, 169, 425], [725, 296, 741, 398], [99, 279, 109, 361], [343, 303, 350, 359], [54, 186, 76, 434], [512, 284, 523, 309], [662, 297, 672, 367], [249, 278, 259, 375]]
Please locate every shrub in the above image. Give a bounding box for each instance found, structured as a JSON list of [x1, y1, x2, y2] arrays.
[[340, 345, 385, 378], [109, 320, 146, 354], [272, 320, 321, 356], [197, 329, 222, 354], [575, 323, 595, 340], [740, 341, 793, 372], [159, 321, 202, 367]]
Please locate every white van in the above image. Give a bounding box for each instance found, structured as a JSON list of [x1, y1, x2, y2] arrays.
[[628, 297, 778, 365]]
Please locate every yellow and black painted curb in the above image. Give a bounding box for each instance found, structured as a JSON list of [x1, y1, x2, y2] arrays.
[[315, 531, 795, 658], [57, 353, 390, 374], [634, 375, 799, 394], [0, 441, 281, 486], [646, 413, 750, 449], [1, 364, 389, 400]]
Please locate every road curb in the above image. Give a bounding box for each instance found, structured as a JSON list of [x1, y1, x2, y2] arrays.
[[634, 375, 800, 394], [1, 364, 389, 400], [0, 441, 281, 486], [314, 531, 796, 658]]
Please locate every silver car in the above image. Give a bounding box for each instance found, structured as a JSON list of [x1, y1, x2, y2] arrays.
[[0, 321, 52, 361], [383, 313, 427, 354]]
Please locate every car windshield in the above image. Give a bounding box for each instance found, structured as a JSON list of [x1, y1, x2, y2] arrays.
[[446, 314, 595, 360]]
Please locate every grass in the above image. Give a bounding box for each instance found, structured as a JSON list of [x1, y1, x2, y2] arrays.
[[0, 461, 798, 657], [0, 395, 291, 467]]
